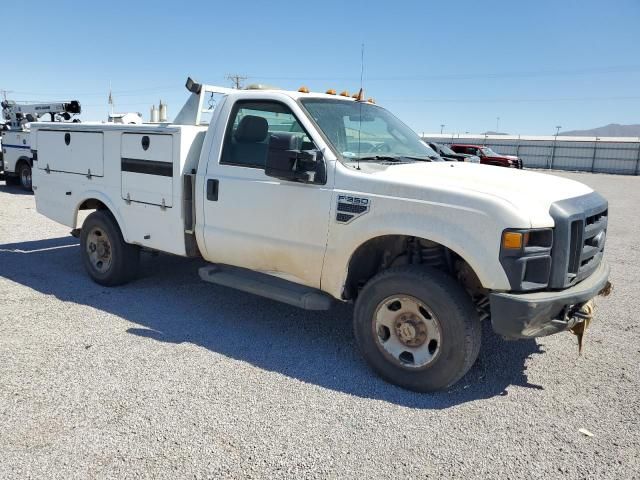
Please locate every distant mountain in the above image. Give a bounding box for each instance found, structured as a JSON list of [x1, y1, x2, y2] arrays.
[[560, 123, 640, 137], [483, 131, 509, 135]]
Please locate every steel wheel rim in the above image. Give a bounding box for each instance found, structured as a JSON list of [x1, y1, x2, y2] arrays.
[[21, 168, 31, 188], [373, 295, 442, 369], [86, 227, 113, 273]]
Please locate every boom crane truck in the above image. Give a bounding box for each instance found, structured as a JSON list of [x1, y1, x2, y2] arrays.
[[1, 99, 81, 190], [29, 77, 611, 392]]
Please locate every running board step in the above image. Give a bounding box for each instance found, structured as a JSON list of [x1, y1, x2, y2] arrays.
[[198, 264, 334, 310]]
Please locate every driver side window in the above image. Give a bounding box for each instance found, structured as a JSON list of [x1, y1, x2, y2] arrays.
[[221, 101, 314, 169]]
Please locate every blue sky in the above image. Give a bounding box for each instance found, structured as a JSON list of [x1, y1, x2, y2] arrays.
[[2, 0, 639, 135]]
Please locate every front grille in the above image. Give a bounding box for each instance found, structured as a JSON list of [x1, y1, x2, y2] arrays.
[[548, 192, 608, 289], [573, 208, 608, 283]]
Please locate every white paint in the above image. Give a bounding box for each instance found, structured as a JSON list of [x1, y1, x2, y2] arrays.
[[32, 84, 597, 300]]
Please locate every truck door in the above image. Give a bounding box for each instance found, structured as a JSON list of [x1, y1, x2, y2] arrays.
[[201, 99, 333, 289]]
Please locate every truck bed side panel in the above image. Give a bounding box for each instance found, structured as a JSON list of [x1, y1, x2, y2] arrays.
[[37, 130, 104, 176], [32, 123, 207, 257]]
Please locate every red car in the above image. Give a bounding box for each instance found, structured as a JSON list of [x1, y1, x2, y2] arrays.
[[450, 144, 523, 168]]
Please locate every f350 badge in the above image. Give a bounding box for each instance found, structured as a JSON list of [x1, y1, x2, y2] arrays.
[[336, 195, 370, 224]]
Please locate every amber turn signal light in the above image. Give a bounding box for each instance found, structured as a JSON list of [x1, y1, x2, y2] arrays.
[[502, 231, 523, 249]]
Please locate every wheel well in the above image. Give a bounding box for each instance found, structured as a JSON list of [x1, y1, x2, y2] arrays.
[[16, 156, 31, 171], [78, 198, 108, 211], [75, 198, 111, 228], [343, 235, 484, 301]]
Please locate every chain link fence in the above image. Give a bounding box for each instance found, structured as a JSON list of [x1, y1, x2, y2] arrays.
[[421, 134, 640, 175]]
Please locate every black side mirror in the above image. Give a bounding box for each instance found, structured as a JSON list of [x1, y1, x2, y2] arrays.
[[265, 132, 324, 183], [265, 148, 323, 183]]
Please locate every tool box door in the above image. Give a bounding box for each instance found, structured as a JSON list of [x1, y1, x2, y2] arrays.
[[120, 133, 174, 207]]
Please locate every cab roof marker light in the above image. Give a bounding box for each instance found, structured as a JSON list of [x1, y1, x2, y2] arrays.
[[298, 86, 310, 93], [326, 89, 336, 95], [339, 90, 350, 97]]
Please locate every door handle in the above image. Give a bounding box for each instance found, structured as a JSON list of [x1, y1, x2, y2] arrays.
[[207, 179, 219, 201]]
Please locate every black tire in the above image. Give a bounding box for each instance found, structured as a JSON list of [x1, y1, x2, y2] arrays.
[[80, 210, 140, 286], [354, 266, 481, 392], [18, 162, 32, 191], [5, 174, 20, 186]]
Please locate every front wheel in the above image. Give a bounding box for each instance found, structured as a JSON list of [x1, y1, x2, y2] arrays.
[[18, 163, 32, 191], [80, 210, 140, 286], [354, 266, 481, 392]]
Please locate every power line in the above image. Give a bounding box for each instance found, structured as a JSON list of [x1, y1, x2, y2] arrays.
[[5, 63, 640, 98], [252, 65, 640, 82], [380, 95, 640, 104]]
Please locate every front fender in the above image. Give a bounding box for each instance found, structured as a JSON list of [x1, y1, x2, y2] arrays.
[[320, 197, 514, 299]]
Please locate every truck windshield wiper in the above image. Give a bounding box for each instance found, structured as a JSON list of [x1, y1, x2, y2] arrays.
[[354, 155, 406, 162], [402, 155, 435, 161]]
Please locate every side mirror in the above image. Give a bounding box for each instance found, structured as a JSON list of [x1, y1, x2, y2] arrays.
[[265, 148, 323, 183], [265, 132, 324, 183]]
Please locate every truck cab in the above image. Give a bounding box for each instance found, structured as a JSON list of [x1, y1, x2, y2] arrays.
[[30, 79, 610, 392]]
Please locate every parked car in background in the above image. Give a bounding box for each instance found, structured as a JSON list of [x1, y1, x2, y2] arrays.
[[421, 143, 447, 162], [450, 144, 523, 168], [428, 142, 480, 163]]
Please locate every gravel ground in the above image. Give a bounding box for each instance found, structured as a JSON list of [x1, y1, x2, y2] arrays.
[[0, 171, 638, 479]]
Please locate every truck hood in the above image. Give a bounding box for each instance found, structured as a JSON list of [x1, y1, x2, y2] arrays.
[[367, 162, 592, 227]]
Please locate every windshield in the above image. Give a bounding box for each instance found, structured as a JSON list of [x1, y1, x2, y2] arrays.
[[300, 98, 436, 161], [436, 143, 456, 156], [481, 147, 498, 156]]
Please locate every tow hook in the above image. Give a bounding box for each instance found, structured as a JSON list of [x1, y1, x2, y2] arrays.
[[568, 301, 594, 355], [566, 282, 612, 355]]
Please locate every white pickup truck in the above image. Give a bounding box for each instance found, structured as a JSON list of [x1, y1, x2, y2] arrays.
[[30, 78, 611, 392]]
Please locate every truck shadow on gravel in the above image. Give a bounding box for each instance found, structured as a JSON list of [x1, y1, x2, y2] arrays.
[[1, 236, 545, 409], [0, 182, 32, 196]]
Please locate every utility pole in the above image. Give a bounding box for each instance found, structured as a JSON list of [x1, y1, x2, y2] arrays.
[[108, 81, 114, 117], [440, 124, 445, 134], [550, 126, 562, 169], [225, 74, 248, 90], [496, 116, 500, 132], [0, 89, 14, 101]]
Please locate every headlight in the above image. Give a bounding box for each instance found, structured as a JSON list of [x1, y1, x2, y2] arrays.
[[500, 228, 554, 291]]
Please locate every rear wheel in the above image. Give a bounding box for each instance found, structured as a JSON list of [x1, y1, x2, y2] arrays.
[[354, 266, 481, 392], [5, 174, 20, 186], [18, 162, 32, 191], [80, 210, 140, 286]]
